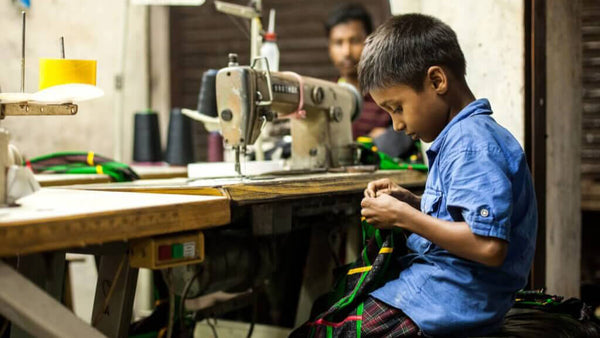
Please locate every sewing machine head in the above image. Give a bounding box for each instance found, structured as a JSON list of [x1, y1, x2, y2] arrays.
[[216, 54, 362, 171]]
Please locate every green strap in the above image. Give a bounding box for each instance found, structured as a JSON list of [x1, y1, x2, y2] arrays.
[[333, 272, 368, 309], [356, 302, 364, 338], [361, 246, 371, 266], [361, 222, 367, 246], [360, 222, 371, 265], [326, 325, 333, 338], [375, 229, 383, 248], [27, 151, 90, 163]]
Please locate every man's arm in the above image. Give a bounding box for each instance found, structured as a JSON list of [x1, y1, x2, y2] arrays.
[[361, 194, 508, 267]]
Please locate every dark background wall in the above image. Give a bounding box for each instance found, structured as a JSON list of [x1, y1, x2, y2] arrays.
[[169, 0, 390, 161], [581, 0, 600, 315], [582, 0, 600, 209]]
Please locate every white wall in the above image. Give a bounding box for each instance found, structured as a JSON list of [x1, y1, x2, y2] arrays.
[[390, 0, 525, 145], [0, 1, 170, 162]]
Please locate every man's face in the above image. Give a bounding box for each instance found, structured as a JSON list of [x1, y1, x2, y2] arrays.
[[328, 20, 367, 79], [370, 81, 449, 143]]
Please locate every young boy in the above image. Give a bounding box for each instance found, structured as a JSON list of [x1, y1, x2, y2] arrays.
[[355, 13, 538, 336]]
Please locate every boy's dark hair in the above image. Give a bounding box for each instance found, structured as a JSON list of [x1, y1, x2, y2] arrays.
[[358, 14, 466, 94], [325, 3, 373, 37]]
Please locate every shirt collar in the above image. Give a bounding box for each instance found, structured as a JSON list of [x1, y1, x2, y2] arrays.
[[427, 98, 493, 158]]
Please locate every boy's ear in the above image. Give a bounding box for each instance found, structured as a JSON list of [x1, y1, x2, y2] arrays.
[[427, 66, 448, 95]]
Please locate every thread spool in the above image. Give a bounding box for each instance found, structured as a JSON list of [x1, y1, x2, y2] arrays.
[[39, 59, 97, 89], [165, 108, 194, 166], [197, 69, 218, 117], [207, 132, 224, 162], [133, 111, 162, 163]]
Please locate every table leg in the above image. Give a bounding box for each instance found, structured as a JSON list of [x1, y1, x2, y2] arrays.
[[92, 253, 138, 338]]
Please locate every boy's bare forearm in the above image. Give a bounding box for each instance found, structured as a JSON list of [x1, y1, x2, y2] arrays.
[[397, 209, 507, 267]]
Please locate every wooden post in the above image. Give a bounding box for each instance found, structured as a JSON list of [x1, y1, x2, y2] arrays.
[[545, 0, 582, 298]]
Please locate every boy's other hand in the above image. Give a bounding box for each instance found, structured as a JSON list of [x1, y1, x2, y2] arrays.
[[364, 178, 399, 197], [364, 178, 421, 209], [361, 194, 414, 229]]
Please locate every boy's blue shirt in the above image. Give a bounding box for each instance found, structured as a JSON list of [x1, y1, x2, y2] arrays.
[[370, 99, 538, 336]]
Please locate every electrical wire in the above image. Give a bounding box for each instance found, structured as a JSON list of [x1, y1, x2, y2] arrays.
[[162, 269, 175, 338], [207, 317, 218, 338], [0, 317, 9, 337], [178, 267, 203, 332], [246, 290, 257, 338]]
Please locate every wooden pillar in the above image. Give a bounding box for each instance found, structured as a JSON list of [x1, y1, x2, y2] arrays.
[[545, 0, 582, 298], [525, 0, 547, 290]]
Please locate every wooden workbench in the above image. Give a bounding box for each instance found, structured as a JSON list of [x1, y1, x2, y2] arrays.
[[69, 169, 427, 206], [0, 187, 230, 338], [0, 188, 229, 257], [2, 169, 425, 337]]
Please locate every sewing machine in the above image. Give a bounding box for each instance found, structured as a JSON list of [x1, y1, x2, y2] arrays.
[[216, 54, 362, 175]]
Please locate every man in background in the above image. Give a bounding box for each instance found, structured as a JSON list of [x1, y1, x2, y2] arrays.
[[325, 3, 415, 158]]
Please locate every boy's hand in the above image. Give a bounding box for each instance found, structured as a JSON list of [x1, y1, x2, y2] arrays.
[[361, 194, 414, 229], [364, 178, 421, 209]]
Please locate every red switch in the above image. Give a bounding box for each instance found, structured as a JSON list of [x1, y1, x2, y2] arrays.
[[158, 245, 171, 260]]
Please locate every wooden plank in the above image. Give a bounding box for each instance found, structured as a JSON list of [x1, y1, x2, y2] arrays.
[[0, 261, 105, 338], [222, 171, 426, 205], [35, 173, 112, 187], [130, 165, 187, 179], [72, 171, 426, 205], [0, 188, 230, 257]]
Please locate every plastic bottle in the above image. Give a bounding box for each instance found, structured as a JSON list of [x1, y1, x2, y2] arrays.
[[261, 9, 279, 71]]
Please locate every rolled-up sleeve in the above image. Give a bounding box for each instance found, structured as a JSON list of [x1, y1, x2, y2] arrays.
[[441, 146, 512, 241]]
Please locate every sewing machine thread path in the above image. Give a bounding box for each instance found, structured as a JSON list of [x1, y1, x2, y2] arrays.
[[216, 56, 362, 174]]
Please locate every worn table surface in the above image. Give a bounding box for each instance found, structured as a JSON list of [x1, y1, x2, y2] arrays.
[[68, 170, 427, 205], [0, 188, 230, 256]]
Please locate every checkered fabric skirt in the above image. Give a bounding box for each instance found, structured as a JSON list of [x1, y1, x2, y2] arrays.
[[290, 224, 420, 337]]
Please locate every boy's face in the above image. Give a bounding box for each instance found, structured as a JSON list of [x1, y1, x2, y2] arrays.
[[370, 68, 450, 143], [328, 20, 367, 80]]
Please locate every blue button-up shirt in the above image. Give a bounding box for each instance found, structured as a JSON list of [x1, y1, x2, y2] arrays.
[[371, 99, 537, 336]]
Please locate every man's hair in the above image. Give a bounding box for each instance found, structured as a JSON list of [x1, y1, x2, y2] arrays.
[[358, 14, 466, 94], [325, 3, 373, 37]]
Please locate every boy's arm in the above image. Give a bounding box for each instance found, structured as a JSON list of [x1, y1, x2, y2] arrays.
[[361, 195, 508, 267]]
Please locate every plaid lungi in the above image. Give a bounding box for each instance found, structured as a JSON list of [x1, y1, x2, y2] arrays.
[[361, 296, 419, 337], [290, 222, 420, 337]]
